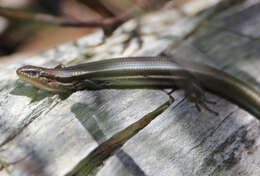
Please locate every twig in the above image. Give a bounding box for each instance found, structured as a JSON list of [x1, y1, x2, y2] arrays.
[[0, 7, 137, 35]]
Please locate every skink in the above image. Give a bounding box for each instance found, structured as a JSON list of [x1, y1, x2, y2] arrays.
[[16, 56, 260, 119]]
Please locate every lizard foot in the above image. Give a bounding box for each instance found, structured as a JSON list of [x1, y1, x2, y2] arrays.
[[185, 82, 218, 115]]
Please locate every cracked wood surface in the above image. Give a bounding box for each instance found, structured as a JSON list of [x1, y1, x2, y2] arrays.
[[1, 0, 260, 175]]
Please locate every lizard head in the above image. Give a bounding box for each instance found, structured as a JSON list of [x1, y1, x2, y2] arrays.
[[16, 65, 70, 92]]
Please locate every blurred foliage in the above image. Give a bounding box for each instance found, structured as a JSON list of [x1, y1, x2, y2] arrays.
[[0, 0, 206, 56]]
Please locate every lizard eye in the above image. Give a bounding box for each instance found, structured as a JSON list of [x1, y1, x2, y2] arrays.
[[28, 71, 40, 77]]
